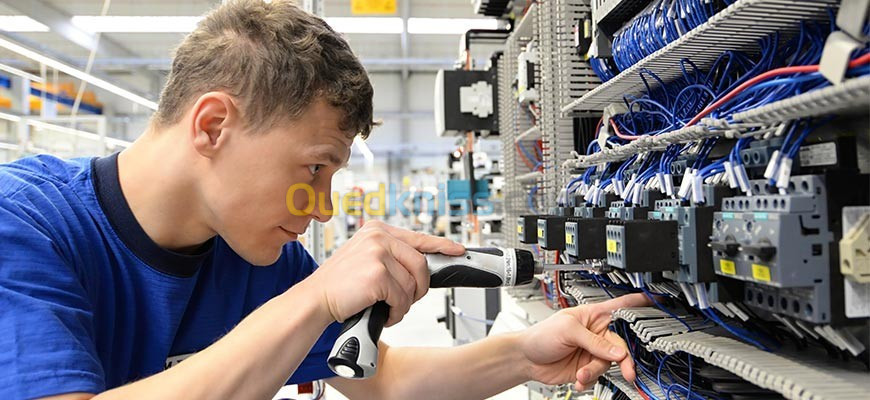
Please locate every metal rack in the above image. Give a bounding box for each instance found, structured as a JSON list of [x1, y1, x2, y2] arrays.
[[564, 76, 870, 168], [499, 5, 539, 250], [561, 0, 841, 113], [537, 0, 597, 215]]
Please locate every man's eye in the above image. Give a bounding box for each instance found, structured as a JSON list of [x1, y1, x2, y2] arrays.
[[308, 165, 324, 175]]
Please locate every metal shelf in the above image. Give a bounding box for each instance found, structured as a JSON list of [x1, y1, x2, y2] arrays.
[[562, 0, 840, 113], [565, 76, 870, 168], [732, 75, 870, 123]]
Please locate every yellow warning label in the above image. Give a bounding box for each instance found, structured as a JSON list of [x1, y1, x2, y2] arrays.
[[752, 264, 771, 282], [566, 233, 574, 245], [606, 239, 617, 253], [351, 0, 397, 15], [517, 225, 523, 234], [537, 228, 544, 238], [719, 259, 736, 275]]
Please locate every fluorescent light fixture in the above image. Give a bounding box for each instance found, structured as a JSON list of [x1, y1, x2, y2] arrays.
[[69, 15, 403, 34], [0, 36, 158, 110], [325, 17, 403, 34], [0, 111, 22, 122], [0, 62, 45, 83], [26, 119, 132, 147], [71, 16, 202, 33], [0, 142, 18, 151], [407, 18, 499, 34], [0, 16, 50, 32], [27, 119, 102, 141], [64, 15, 496, 35]]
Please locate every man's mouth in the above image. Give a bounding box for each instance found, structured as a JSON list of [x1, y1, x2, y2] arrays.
[[279, 226, 299, 239]]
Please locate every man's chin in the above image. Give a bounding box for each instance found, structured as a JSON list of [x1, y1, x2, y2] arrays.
[[241, 248, 284, 266]]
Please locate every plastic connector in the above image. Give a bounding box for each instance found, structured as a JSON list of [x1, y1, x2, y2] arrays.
[[840, 213, 870, 283]]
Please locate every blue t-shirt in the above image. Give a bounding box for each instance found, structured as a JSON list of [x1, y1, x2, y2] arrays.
[[0, 153, 340, 399]]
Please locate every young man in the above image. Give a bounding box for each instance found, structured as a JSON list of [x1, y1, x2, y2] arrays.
[[0, 1, 647, 399]]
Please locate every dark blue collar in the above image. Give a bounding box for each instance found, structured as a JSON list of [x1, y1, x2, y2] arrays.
[[92, 152, 212, 277]]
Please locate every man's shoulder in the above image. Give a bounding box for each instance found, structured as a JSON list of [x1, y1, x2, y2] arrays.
[[0, 154, 92, 201]]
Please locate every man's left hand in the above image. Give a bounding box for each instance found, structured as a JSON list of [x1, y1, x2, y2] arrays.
[[517, 293, 651, 391]]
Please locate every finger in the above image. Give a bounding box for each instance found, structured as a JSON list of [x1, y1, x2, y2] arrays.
[[592, 293, 651, 317], [604, 330, 636, 382], [577, 357, 612, 386], [376, 223, 465, 255], [383, 234, 431, 301], [379, 264, 413, 326], [568, 326, 627, 362], [379, 254, 418, 308]]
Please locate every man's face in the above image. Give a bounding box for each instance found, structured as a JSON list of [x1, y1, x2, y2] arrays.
[[201, 99, 352, 265]]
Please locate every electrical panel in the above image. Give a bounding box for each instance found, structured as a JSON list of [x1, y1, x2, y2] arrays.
[[434, 69, 497, 137], [493, 0, 870, 398]]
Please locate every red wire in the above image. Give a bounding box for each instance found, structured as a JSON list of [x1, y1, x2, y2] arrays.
[[686, 52, 870, 127], [515, 142, 536, 170], [553, 251, 570, 308], [610, 119, 642, 141], [634, 383, 651, 400]]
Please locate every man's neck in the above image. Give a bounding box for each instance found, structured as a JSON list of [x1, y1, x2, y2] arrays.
[[117, 127, 216, 253]]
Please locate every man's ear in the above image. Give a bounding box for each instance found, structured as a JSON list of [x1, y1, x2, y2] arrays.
[[189, 92, 240, 157]]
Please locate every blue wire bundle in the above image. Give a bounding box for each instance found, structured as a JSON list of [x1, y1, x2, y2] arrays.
[[611, 0, 730, 72]]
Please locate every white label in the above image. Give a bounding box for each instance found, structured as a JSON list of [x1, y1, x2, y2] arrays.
[[799, 142, 837, 167], [845, 279, 870, 318]]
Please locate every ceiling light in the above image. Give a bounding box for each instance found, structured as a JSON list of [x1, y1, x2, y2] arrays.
[[0, 111, 22, 122], [325, 17, 403, 34], [0, 62, 45, 83], [0, 36, 158, 110], [71, 16, 202, 33], [407, 18, 499, 35], [0, 16, 50, 32]]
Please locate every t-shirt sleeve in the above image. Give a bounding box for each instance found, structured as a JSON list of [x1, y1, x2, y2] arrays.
[[0, 196, 105, 398], [285, 243, 342, 383]]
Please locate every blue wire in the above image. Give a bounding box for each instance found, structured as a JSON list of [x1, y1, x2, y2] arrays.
[[642, 287, 692, 331], [702, 308, 773, 351]]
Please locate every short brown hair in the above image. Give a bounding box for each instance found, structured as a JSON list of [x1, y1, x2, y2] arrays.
[[155, 0, 374, 138]]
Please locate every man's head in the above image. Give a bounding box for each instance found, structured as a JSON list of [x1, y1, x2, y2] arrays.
[[152, 0, 373, 265]]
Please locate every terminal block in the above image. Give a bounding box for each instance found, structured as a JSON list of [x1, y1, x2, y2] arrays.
[[565, 217, 608, 259], [575, 205, 607, 218], [572, 191, 617, 211], [605, 220, 679, 272], [743, 280, 841, 324], [739, 137, 787, 170], [517, 215, 538, 244], [840, 212, 870, 283], [607, 201, 648, 221], [537, 216, 567, 251], [548, 207, 574, 217], [650, 200, 716, 283]]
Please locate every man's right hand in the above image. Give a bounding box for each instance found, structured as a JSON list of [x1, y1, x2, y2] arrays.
[[305, 220, 465, 327]]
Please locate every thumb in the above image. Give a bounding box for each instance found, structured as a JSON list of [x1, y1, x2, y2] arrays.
[[567, 326, 627, 362]]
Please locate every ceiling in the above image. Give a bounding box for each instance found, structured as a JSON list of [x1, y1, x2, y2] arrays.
[[0, 0, 498, 117]]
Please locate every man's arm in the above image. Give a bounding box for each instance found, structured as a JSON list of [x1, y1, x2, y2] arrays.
[[43, 277, 334, 400], [35, 221, 464, 400], [328, 336, 530, 400], [329, 294, 650, 400]]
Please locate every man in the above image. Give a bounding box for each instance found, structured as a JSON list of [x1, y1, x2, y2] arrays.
[[0, 1, 647, 399]]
